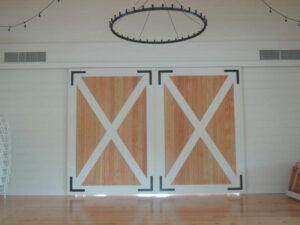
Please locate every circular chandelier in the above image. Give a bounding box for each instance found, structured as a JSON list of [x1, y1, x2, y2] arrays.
[[109, 0, 207, 44]]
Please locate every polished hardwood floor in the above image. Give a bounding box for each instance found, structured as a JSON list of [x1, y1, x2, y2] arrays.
[[0, 194, 299, 225]]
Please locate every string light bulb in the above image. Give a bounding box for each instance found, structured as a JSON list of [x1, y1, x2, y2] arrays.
[[0, 0, 60, 31], [262, 0, 300, 27]]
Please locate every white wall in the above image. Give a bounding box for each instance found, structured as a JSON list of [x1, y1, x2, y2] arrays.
[[0, 67, 300, 195], [0, 0, 300, 43], [0, 69, 68, 195], [243, 67, 300, 193], [1, 41, 300, 64], [0, 0, 300, 196], [0, 0, 300, 65]]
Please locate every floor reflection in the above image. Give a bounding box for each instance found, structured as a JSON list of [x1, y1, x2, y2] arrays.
[[1, 194, 300, 225]]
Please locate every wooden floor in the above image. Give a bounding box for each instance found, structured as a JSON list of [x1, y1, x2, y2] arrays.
[[0, 194, 299, 225]]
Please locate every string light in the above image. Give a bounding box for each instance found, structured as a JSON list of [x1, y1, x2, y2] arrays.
[[261, 0, 300, 26], [0, 0, 60, 31]]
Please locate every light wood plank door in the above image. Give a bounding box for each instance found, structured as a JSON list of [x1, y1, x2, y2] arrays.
[[68, 69, 152, 195], [68, 68, 245, 195], [158, 68, 245, 194]]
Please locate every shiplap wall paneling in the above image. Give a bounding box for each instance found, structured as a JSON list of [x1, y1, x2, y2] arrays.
[[244, 67, 300, 193], [0, 69, 68, 195], [1, 67, 300, 195]]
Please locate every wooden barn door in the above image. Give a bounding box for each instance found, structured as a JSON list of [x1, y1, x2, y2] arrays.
[[68, 69, 153, 194], [157, 68, 245, 194], [68, 68, 245, 195]]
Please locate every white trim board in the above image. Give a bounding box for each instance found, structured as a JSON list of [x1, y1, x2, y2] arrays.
[[0, 61, 300, 70]]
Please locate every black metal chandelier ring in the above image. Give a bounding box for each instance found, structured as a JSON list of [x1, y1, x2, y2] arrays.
[[109, 5, 208, 44]]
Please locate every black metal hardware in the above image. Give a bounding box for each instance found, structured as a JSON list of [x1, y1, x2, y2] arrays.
[[159, 176, 175, 192], [228, 175, 243, 191], [158, 70, 173, 85], [138, 176, 154, 192], [71, 71, 86, 86], [70, 176, 85, 192], [224, 69, 240, 85], [137, 70, 152, 85]]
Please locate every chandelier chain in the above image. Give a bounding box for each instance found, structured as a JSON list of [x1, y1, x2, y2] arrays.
[[174, 0, 204, 26], [139, 11, 151, 39], [162, 0, 179, 38]]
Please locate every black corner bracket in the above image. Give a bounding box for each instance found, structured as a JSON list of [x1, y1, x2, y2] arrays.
[[159, 176, 175, 192], [138, 176, 154, 192], [228, 175, 243, 191], [71, 71, 86, 86], [137, 70, 152, 85], [70, 177, 85, 193], [224, 69, 240, 85], [158, 70, 173, 85]]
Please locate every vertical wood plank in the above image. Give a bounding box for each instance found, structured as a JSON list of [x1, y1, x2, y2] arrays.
[[77, 76, 145, 186], [291, 170, 300, 193], [76, 89, 106, 176], [288, 166, 297, 191], [83, 141, 140, 185], [166, 75, 235, 185], [164, 86, 194, 176], [173, 139, 230, 185], [171, 76, 227, 120], [118, 89, 147, 176], [206, 86, 236, 173], [82, 77, 141, 122]]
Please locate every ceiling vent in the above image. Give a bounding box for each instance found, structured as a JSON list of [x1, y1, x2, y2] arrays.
[[260, 50, 300, 60], [4, 52, 46, 63]]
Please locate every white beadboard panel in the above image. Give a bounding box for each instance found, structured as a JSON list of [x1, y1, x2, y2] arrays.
[[243, 67, 300, 194], [0, 69, 68, 195]]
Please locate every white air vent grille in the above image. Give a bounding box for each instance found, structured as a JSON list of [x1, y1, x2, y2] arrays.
[[260, 50, 300, 60], [4, 52, 46, 63]]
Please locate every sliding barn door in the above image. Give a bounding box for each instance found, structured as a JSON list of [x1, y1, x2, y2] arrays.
[[157, 68, 245, 193], [68, 69, 153, 194], [68, 68, 245, 195]]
